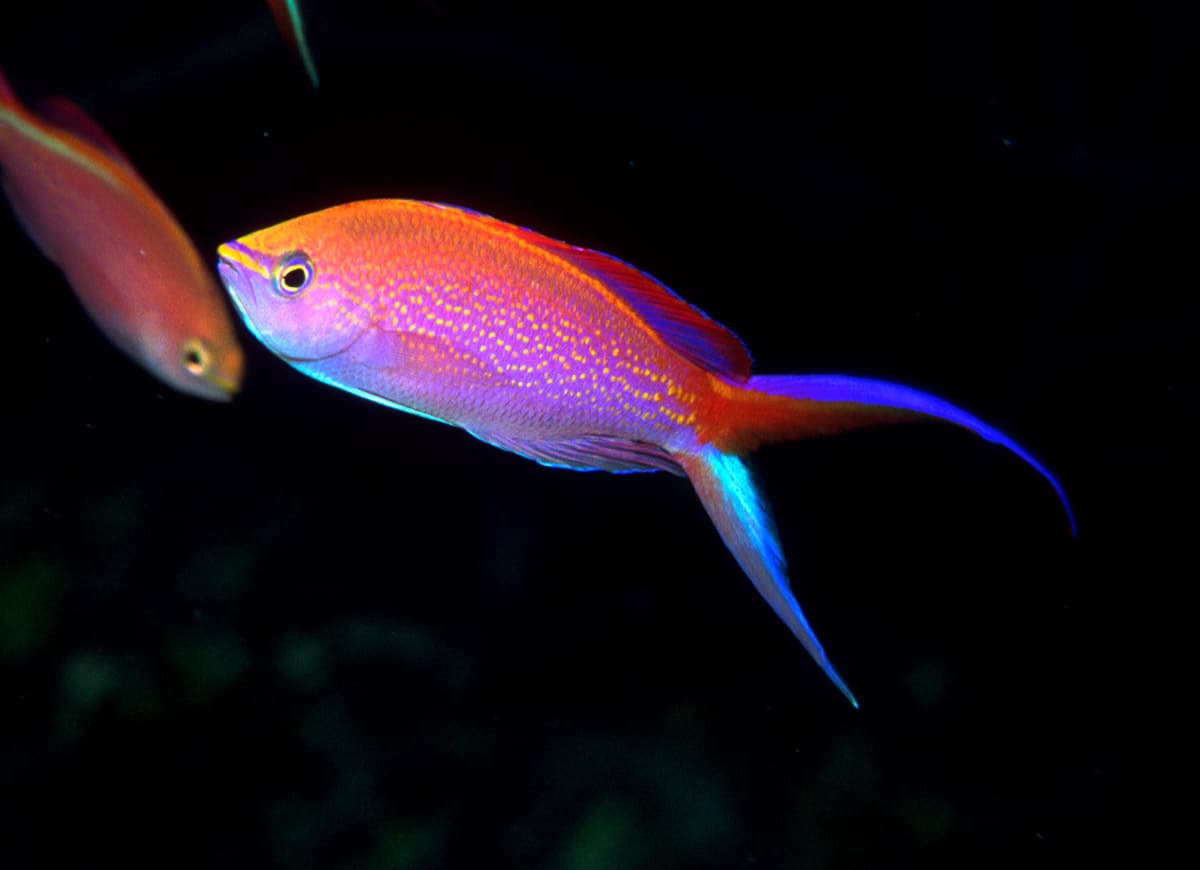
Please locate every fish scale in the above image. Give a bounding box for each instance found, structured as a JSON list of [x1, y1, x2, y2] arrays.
[[306, 203, 711, 440]]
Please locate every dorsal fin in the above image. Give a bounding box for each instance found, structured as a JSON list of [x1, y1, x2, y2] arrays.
[[34, 97, 135, 166], [548, 239, 753, 379], [436, 202, 754, 379]]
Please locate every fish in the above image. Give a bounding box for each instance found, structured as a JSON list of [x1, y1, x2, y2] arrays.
[[0, 68, 244, 401], [217, 198, 1076, 706], [266, 0, 320, 88]]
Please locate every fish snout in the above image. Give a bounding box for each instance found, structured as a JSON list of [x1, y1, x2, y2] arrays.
[[217, 256, 254, 306], [212, 341, 246, 397], [216, 250, 265, 337]]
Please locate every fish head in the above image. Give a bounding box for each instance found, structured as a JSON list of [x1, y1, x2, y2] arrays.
[[216, 218, 374, 366], [158, 320, 246, 402], [144, 270, 245, 401], [84, 254, 245, 403]]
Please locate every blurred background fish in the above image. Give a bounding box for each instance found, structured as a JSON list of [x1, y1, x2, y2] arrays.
[[0, 68, 243, 400]]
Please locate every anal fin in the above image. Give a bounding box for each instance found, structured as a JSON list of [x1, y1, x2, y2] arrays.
[[676, 445, 858, 707]]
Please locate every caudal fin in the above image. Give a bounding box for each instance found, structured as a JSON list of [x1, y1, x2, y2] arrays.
[[712, 374, 1076, 535], [676, 446, 859, 707], [678, 372, 1073, 705]]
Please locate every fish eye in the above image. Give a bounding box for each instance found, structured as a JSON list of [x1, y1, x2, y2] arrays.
[[182, 338, 212, 376], [274, 252, 314, 296]]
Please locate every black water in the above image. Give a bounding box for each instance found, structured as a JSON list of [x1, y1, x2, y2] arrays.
[[2, 2, 1189, 867]]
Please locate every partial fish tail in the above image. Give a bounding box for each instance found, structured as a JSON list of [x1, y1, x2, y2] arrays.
[[711, 374, 1075, 534], [677, 373, 1075, 706], [266, 0, 320, 88]]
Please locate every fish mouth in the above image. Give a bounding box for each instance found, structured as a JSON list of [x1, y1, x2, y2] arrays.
[[216, 240, 270, 309], [217, 255, 254, 307], [217, 240, 270, 277], [210, 377, 239, 398], [216, 254, 277, 355], [210, 344, 246, 398]]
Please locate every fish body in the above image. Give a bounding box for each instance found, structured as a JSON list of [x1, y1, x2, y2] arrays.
[[218, 199, 1076, 705], [0, 68, 243, 400]]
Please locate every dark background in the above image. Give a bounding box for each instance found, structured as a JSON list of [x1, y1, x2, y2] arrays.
[[1, 1, 1191, 867]]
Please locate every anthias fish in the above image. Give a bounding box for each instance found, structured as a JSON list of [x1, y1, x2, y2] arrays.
[[0, 69, 243, 400], [218, 199, 1075, 705]]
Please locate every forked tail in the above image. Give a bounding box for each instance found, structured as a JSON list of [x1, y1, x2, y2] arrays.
[[711, 374, 1075, 533], [679, 373, 1075, 706]]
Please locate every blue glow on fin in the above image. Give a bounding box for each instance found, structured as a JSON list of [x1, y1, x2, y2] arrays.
[[289, 0, 320, 88], [750, 374, 1077, 535], [681, 447, 859, 707]]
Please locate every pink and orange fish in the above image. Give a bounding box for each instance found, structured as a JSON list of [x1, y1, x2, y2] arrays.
[[0, 68, 243, 400], [218, 199, 1076, 705]]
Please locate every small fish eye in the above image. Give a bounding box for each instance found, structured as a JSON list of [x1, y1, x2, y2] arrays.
[[182, 339, 212, 375], [274, 253, 314, 296]]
